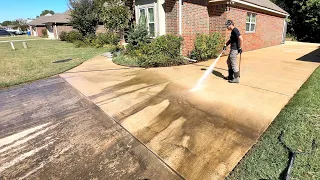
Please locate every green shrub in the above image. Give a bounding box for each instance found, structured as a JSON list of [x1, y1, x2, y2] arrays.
[[91, 32, 120, 48], [59, 31, 68, 41], [41, 29, 48, 38], [147, 34, 183, 58], [113, 54, 140, 67], [127, 16, 150, 50], [137, 53, 187, 68], [66, 31, 83, 43], [73, 40, 87, 48], [84, 33, 97, 45], [118, 34, 186, 68], [190, 32, 223, 61], [103, 44, 121, 52]]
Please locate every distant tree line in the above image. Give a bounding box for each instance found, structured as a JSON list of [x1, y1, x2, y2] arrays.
[[0, 19, 29, 31], [271, 0, 320, 43]]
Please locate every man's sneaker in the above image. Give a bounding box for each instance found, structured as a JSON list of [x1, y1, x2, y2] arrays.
[[228, 71, 240, 83], [224, 69, 234, 80]]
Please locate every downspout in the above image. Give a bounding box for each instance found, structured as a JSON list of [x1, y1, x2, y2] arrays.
[[179, 0, 182, 55], [157, 0, 160, 36], [179, 0, 182, 35], [281, 15, 288, 44]]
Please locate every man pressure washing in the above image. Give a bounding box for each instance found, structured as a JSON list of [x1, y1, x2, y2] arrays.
[[223, 20, 243, 83]]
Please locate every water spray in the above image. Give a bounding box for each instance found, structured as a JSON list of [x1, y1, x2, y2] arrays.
[[190, 50, 225, 92]]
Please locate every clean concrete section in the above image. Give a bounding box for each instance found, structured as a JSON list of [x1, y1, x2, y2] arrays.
[[61, 41, 319, 179], [0, 77, 181, 179]]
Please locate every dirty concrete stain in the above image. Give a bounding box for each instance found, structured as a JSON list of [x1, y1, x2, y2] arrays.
[[88, 70, 261, 179], [0, 122, 51, 147], [122, 99, 170, 133], [57, 42, 320, 179], [89, 70, 169, 101], [0, 76, 181, 180]]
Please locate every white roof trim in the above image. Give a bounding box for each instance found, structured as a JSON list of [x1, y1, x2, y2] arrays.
[[209, 0, 289, 17], [232, 0, 289, 16]]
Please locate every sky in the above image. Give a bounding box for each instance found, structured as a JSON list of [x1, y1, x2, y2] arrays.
[[0, 0, 69, 22]]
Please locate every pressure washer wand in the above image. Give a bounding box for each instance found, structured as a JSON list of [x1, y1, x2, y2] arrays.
[[239, 52, 242, 77]]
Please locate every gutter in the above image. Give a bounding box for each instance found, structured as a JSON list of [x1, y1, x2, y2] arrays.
[[209, 0, 289, 17]]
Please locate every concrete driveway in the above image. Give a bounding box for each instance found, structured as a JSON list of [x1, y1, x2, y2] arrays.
[[60, 41, 319, 179], [0, 77, 181, 179]]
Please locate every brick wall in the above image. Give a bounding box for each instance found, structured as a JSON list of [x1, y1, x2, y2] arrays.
[[164, 1, 285, 55], [208, 4, 227, 40], [54, 25, 107, 39], [36, 26, 46, 37], [226, 6, 284, 52], [165, 0, 179, 35], [165, 0, 210, 55], [96, 25, 107, 34], [55, 25, 73, 39], [182, 0, 209, 55]]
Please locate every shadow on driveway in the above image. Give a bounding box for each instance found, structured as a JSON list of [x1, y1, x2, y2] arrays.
[[297, 47, 320, 63], [212, 70, 225, 79]]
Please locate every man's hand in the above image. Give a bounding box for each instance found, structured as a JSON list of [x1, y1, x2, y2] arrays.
[[238, 48, 243, 54], [223, 45, 227, 51]]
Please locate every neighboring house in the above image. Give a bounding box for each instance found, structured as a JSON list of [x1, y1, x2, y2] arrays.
[[135, 0, 289, 55], [29, 11, 106, 39], [44, 11, 73, 39], [29, 12, 73, 39], [29, 14, 53, 37]]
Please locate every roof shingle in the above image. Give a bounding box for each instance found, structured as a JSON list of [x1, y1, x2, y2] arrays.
[[29, 15, 53, 26], [29, 12, 71, 26], [45, 11, 71, 24], [239, 0, 288, 14]]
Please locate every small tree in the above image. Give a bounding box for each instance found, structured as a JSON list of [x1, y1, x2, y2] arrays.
[[1, 21, 12, 26], [101, 0, 131, 31], [41, 29, 48, 38], [40, 10, 55, 16], [68, 0, 99, 36], [100, 0, 132, 42], [127, 16, 149, 49], [15, 18, 29, 31]]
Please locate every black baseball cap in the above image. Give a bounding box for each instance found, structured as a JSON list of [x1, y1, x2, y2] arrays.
[[225, 20, 234, 26]]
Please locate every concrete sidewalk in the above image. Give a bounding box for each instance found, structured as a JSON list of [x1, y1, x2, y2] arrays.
[[60, 41, 319, 179], [0, 39, 42, 43], [0, 77, 181, 179]]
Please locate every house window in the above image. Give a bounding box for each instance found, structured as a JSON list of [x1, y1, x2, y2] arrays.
[[246, 13, 256, 33], [138, 6, 156, 37]]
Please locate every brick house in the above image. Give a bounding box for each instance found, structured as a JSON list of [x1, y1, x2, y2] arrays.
[[44, 12, 74, 39], [30, 11, 106, 39], [29, 12, 73, 39], [29, 14, 52, 37], [134, 0, 289, 55]]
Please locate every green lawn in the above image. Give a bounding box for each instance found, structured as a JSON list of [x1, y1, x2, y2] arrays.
[[227, 67, 320, 180], [0, 39, 107, 88], [0, 35, 42, 42]]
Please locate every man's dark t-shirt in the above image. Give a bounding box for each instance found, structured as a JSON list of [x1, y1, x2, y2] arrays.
[[230, 28, 241, 50]]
